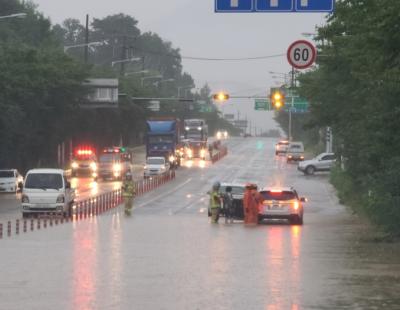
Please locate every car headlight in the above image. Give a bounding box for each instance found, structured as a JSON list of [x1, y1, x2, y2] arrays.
[[200, 149, 206, 156], [90, 162, 97, 171], [113, 163, 122, 172], [185, 127, 190, 131], [169, 155, 175, 162], [71, 162, 78, 169], [197, 127, 202, 131], [144, 165, 147, 169], [22, 195, 29, 203], [56, 194, 65, 203], [161, 166, 166, 170]]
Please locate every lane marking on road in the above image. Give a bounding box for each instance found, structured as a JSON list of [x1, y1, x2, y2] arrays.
[[134, 178, 193, 209]]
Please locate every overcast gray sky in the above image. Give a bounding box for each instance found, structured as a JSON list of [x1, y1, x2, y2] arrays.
[[33, 0, 327, 132]]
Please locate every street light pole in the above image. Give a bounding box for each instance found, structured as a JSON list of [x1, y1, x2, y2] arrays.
[[289, 67, 295, 141]]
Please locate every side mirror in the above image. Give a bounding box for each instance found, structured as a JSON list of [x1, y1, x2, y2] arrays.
[[300, 197, 308, 203], [65, 182, 71, 189]]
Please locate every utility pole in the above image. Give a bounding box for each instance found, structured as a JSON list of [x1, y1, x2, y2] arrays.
[[120, 36, 127, 76], [289, 67, 295, 141], [84, 14, 89, 64]]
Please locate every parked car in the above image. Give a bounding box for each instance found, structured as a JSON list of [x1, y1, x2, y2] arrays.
[[21, 169, 75, 218], [275, 140, 289, 155], [144, 157, 170, 179], [298, 153, 336, 175], [258, 187, 307, 225], [286, 142, 305, 162], [0, 169, 24, 193]]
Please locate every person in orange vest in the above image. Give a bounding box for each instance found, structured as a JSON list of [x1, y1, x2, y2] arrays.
[[243, 183, 261, 225]]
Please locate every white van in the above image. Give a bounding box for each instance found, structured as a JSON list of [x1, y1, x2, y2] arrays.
[[21, 169, 75, 218], [286, 142, 305, 162]]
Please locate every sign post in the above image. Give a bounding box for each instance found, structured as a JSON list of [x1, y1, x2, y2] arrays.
[[285, 40, 316, 140]]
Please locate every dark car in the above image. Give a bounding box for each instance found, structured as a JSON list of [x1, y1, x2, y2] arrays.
[[207, 183, 245, 219]]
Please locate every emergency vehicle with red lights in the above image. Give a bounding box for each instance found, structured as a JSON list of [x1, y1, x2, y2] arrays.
[[70, 147, 98, 178], [98, 147, 133, 180]]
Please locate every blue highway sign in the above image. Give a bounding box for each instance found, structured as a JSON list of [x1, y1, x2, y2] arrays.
[[256, 0, 293, 12], [295, 0, 334, 12], [215, 0, 334, 13], [215, 0, 253, 12]]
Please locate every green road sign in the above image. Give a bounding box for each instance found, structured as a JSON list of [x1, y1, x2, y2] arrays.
[[285, 96, 309, 113], [198, 104, 213, 113], [254, 99, 271, 111]]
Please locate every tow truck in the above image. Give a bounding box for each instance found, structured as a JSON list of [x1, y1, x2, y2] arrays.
[[98, 147, 133, 181], [70, 147, 98, 179]]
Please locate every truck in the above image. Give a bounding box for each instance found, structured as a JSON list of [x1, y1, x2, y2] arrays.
[[98, 147, 133, 180], [70, 146, 97, 179], [184, 119, 208, 142], [146, 118, 181, 167], [183, 119, 208, 160]]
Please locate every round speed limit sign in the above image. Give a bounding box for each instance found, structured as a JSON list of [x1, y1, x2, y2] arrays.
[[287, 40, 317, 69]]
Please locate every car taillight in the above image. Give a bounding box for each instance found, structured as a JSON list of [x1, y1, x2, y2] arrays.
[[22, 195, 29, 203], [293, 201, 299, 210]]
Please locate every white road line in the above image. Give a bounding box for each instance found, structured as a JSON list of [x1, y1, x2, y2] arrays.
[[135, 178, 192, 209]]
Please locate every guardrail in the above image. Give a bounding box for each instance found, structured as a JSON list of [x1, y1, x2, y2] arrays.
[[0, 170, 176, 240], [211, 146, 228, 164]]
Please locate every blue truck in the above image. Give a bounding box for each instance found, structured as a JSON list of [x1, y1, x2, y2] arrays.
[[146, 118, 181, 167]]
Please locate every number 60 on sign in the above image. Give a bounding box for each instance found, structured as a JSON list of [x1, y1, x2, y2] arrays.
[[287, 40, 317, 69]]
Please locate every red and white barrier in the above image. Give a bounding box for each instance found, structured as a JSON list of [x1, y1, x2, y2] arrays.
[[0, 170, 176, 240]]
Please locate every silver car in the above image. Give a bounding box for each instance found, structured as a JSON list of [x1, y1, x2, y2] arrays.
[[298, 153, 336, 175]]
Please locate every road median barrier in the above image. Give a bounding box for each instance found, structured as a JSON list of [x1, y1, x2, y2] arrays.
[[0, 170, 176, 240], [211, 146, 228, 164]]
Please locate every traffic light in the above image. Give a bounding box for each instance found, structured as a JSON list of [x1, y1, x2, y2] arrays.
[[212, 92, 230, 102], [271, 90, 285, 110]]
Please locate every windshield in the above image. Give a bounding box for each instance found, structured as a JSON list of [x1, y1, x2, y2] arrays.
[[147, 158, 165, 165], [220, 186, 245, 195], [25, 173, 63, 190], [260, 191, 297, 201], [99, 154, 117, 163], [149, 136, 173, 144], [0, 171, 14, 178]]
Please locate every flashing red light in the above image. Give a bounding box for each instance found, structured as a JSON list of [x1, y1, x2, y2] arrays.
[[76, 149, 93, 156]]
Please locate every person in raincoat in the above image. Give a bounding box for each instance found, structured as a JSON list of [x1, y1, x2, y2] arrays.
[[243, 183, 261, 225], [223, 186, 234, 224], [208, 181, 222, 223], [122, 171, 136, 215]]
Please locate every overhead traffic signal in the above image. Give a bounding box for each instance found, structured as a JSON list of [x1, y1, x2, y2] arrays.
[[212, 92, 230, 102], [271, 90, 285, 110]]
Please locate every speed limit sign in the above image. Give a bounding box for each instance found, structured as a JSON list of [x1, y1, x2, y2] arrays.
[[287, 40, 317, 69]]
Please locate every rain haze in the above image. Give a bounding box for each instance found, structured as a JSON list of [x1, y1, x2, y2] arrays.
[[33, 0, 327, 133]]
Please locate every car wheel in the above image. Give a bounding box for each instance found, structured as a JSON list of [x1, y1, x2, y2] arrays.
[[305, 166, 316, 175], [290, 215, 303, 225]]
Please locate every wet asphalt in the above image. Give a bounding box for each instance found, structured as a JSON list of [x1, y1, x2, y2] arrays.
[[1, 137, 400, 310]]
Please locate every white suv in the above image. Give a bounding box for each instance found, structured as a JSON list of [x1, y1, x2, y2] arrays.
[[275, 140, 289, 155], [298, 153, 336, 175], [0, 169, 23, 193], [21, 169, 75, 218], [144, 157, 170, 179]]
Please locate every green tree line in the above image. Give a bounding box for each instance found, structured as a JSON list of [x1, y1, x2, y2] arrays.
[[0, 0, 236, 171], [297, 0, 400, 235]]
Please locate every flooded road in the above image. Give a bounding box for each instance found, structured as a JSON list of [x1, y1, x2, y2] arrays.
[[1, 138, 399, 309]]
